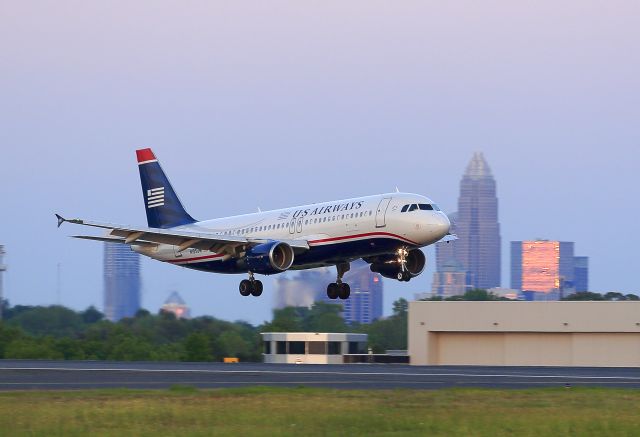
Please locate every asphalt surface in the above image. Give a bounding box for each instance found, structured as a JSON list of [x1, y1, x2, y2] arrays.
[[1, 360, 639, 390]]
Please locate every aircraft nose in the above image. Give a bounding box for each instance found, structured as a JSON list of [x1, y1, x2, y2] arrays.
[[434, 213, 450, 238]]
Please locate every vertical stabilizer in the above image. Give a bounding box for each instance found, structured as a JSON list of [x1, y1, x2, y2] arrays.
[[136, 148, 196, 229]]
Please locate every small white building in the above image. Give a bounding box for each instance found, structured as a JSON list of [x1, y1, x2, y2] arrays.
[[262, 332, 368, 364]]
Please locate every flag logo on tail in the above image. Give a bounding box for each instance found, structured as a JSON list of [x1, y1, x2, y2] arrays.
[[147, 187, 165, 208]]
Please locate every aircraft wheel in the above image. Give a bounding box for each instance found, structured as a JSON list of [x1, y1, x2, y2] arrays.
[[338, 283, 351, 300], [327, 283, 339, 300], [397, 271, 411, 282], [251, 280, 263, 296], [239, 279, 252, 296]]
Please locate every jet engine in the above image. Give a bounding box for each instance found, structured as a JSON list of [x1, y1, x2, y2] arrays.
[[369, 249, 426, 281], [244, 241, 294, 275]]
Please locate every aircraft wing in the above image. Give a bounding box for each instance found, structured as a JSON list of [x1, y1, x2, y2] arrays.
[[56, 214, 310, 256], [437, 233, 458, 243]]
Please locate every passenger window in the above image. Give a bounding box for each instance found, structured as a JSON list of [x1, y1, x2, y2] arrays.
[[419, 204, 434, 211], [305, 220, 308, 225], [401, 204, 409, 213]]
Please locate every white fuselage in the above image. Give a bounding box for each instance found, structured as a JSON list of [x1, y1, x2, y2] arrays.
[[133, 192, 450, 273]]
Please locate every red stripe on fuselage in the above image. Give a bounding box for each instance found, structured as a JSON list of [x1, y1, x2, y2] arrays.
[[168, 253, 225, 264], [166, 232, 417, 264], [309, 231, 418, 246]]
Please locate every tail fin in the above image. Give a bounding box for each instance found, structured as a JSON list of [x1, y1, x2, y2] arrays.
[[136, 148, 196, 229]]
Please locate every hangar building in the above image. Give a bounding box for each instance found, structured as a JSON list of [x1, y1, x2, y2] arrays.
[[409, 301, 640, 367]]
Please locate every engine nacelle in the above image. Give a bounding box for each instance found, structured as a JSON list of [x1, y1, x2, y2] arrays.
[[245, 241, 294, 275], [369, 249, 426, 281]]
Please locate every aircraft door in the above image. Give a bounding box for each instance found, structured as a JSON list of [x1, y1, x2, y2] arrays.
[[296, 218, 303, 233], [289, 219, 295, 234], [375, 197, 392, 228]]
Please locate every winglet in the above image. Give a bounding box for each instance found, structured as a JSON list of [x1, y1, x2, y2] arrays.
[[55, 214, 66, 228]]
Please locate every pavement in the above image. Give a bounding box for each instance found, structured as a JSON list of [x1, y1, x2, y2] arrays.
[[0, 360, 639, 390]]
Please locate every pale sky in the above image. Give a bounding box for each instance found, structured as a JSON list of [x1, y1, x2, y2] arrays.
[[1, 1, 638, 324]]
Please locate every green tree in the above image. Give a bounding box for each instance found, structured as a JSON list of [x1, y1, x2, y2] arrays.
[[7, 305, 84, 337], [392, 298, 408, 315], [262, 307, 306, 332], [218, 331, 251, 360], [562, 291, 605, 301], [304, 302, 347, 333], [81, 306, 104, 324], [4, 336, 63, 359], [183, 332, 212, 361]]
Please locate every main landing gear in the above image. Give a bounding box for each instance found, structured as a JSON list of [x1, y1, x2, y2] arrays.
[[239, 272, 263, 297], [326, 262, 351, 300]]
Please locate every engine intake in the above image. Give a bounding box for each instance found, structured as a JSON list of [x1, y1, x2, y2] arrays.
[[245, 241, 294, 275], [369, 249, 426, 281]]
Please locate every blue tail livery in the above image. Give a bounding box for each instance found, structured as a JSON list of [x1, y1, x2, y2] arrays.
[[136, 148, 196, 229]]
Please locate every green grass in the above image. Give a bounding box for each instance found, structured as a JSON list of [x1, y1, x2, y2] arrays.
[[0, 386, 639, 436]]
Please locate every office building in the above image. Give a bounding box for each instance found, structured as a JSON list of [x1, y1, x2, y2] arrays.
[[573, 256, 589, 292], [0, 245, 6, 320], [340, 261, 383, 324], [431, 259, 469, 298], [104, 243, 141, 321], [455, 152, 501, 289], [160, 291, 190, 319], [511, 240, 583, 296], [433, 153, 501, 291], [273, 268, 332, 309]]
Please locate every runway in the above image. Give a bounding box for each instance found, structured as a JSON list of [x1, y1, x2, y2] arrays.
[[1, 360, 639, 390]]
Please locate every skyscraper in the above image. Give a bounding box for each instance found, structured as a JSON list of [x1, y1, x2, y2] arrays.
[[0, 245, 6, 320], [104, 243, 141, 321], [456, 152, 501, 289], [160, 291, 191, 319], [433, 153, 501, 292], [340, 261, 383, 324], [511, 240, 576, 293], [573, 256, 589, 292]]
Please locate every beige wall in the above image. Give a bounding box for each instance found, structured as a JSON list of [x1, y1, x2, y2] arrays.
[[409, 302, 640, 367]]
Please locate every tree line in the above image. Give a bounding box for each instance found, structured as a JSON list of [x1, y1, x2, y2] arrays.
[[0, 298, 409, 361]]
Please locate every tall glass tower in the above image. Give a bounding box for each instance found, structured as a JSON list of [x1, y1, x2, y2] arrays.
[[454, 152, 501, 289], [104, 243, 141, 321]]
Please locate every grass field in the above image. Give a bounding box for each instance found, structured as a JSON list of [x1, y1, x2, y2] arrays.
[[0, 386, 639, 436]]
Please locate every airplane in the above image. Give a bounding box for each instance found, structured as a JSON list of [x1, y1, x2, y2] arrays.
[[56, 148, 453, 300]]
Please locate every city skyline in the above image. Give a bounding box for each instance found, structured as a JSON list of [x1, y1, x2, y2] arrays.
[[1, 2, 639, 324]]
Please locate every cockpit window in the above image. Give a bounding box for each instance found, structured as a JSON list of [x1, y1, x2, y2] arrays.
[[418, 204, 434, 211], [408, 204, 418, 212], [401, 204, 409, 213], [432, 204, 441, 211]]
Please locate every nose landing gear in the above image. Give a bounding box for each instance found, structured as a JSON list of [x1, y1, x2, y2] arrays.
[[396, 247, 411, 282], [326, 262, 351, 300], [239, 272, 263, 297]]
